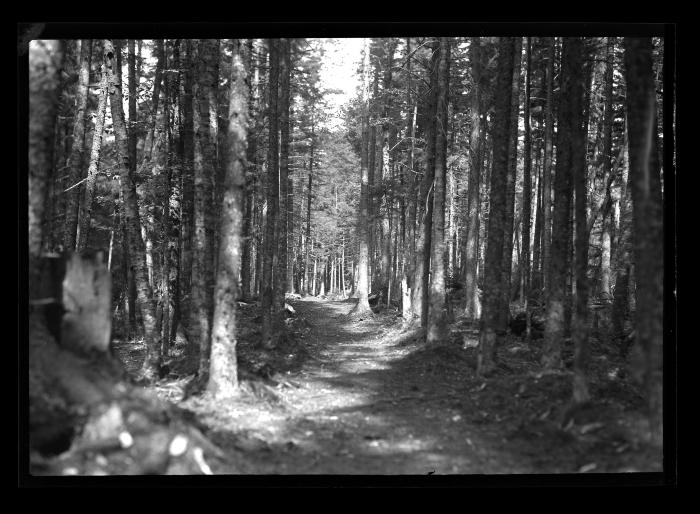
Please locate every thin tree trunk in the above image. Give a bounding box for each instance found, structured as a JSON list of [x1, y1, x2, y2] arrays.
[[542, 37, 555, 295], [261, 38, 280, 344], [279, 38, 291, 297], [521, 38, 533, 306], [77, 42, 108, 253], [179, 39, 196, 333], [464, 37, 484, 320], [379, 39, 397, 305], [611, 146, 632, 349], [368, 63, 378, 288], [160, 44, 174, 359], [341, 237, 346, 297], [498, 37, 523, 332], [127, 39, 138, 178], [240, 40, 257, 300], [599, 38, 616, 301], [305, 120, 314, 296], [571, 38, 590, 404], [401, 37, 416, 321], [532, 148, 543, 292], [63, 40, 91, 251], [427, 37, 451, 344], [167, 40, 182, 347], [542, 38, 579, 370], [106, 39, 160, 381], [144, 40, 165, 162]]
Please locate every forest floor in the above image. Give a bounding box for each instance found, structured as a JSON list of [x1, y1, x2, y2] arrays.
[[114, 297, 663, 475]]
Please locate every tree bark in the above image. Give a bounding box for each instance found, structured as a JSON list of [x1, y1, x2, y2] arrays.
[[611, 123, 631, 348], [208, 42, 248, 399], [191, 39, 218, 378], [305, 121, 315, 296], [63, 40, 91, 251], [478, 37, 515, 375], [379, 39, 397, 305], [542, 38, 578, 370], [498, 37, 523, 332], [412, 41, 440, 325], [350, 38, 373, 317], [240, 40, 256, 300], [77, 42, 109, 253], [599, 38, 616, 301], [106, 39, 161, 381], [623, 37, 664, 447], [520, 38, 532, 306], [179, 40, 196, 329], [279, 38, 292, 296], [464, 37, 484, 320], [144, 40, 165, 162], [427, 37, 451, 344], [261, 39, 280, 342], [542, 37, 555, 295], [570, 39, 590, 404], [127, 39, 138, 174]]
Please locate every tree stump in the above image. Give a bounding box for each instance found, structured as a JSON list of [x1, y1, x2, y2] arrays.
[[28, 252, 228, 475]]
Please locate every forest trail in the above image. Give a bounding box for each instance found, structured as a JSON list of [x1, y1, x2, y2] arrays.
[[180, 299, 548, 474], [113, 296, 661, 476]]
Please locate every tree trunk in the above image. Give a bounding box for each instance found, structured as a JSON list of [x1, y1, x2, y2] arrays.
[[77, 42, 109, 253], [412, 41, 440, 325], [478, 37, 515, 375], [532, 149, 543, 292], [379, 39, 397, 305], [279, 38, 291, 297], [599, 38, 616, 301], [179, 40, 196, 329], [464, 37, 484, 320], [623, 37, 664, 447], [144, 40, 165, 162], [427, 37, 451, 344], [401, 37, 416, 321], [191, 39, 218, 379], [542, 37, 555, 295], [127, 39, 138, 175], [106, 39, 160, 381], [341, 238, 347, 297], [63, 40, 91, 251], [305, 120, 315, 296], [542, 38, 579, 370], [520, 38, 532, 306], [498, 37, 523, 332], [368, 63, 378, 288], [261, 38, 280, 343], [240, 40, 257, 300], [29, 40, 64, 297], [208, 42, 248, 399], [350, 38, 373, 318], [570, 39, 590, 404]]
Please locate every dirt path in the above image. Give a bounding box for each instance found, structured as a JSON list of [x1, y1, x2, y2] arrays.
[[180, 298, 541, 474]]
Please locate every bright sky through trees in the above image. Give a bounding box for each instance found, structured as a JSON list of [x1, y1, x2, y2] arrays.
[[318, 38, 363, 130]]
